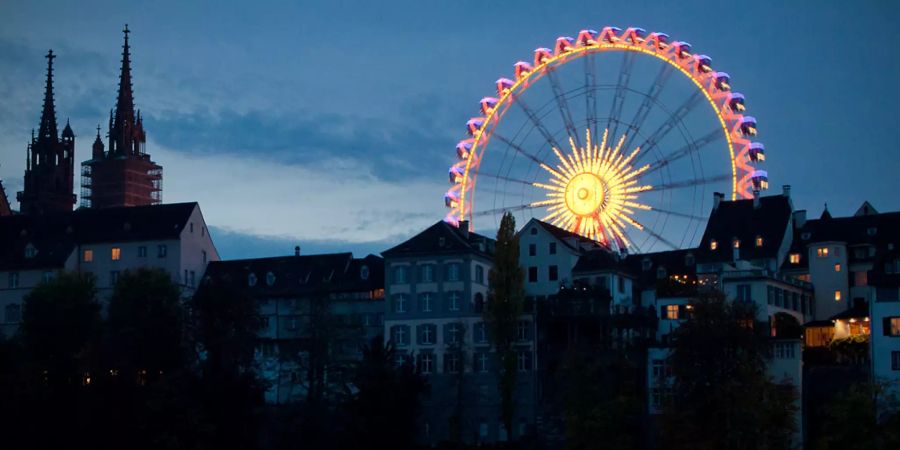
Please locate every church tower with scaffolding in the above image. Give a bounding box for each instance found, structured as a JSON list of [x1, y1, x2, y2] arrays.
[[16, 50, 77, 215], [81, 25, 162, 209]]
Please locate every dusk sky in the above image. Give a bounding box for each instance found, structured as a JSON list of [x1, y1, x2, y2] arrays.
[[1, 0, 898, 259]]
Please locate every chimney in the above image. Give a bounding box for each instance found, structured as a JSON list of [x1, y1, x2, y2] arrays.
[[782, 184, 791, 199], [294, 245, 301, 256], [793, 210, 807, 229], [713, 192, 724, 211], [458, 220, 470, 239], [752, 190, 760, 209]]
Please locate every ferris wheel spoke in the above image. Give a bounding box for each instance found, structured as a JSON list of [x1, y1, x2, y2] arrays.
[[646, 173, 730, 192], [513, 97, 564, 152], [645, 128, 723, 176], [493, 133, 550, 167], [606, 52, 636, 141], [638, 224, 680, 251], [546, 69, 581, 148], [584, 57, 599, 144], [646, 206, 707, 222], [478, 172, 535, 187], [634, 90, 704, 164], [471, 203, 542, 218], [622, 64, 673, 151]]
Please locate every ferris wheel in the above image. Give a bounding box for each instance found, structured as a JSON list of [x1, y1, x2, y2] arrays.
[[445, 27, 768, 253]]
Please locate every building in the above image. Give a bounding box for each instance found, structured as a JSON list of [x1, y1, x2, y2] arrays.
[[518, 218, 600, 297], [0, 178, 10, 216], [16, 50, 76, 215], [201, 251, 385, 405], [81, 25, 162, 209], [383, 220, 537, 445], [0, 202, 218, 337]]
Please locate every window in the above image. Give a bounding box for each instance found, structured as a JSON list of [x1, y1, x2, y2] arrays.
[[42, 272, 53, 283], [834, 290, 842, 301], [475, 265, 485, 284], [528, 244, 536, 256], [886, 317, 900, 337], [447, 263, 461, 281], [445, 353, 460, 373], [736, 284, 751, 302], [448, 291, 461, 311], [202, 250, 207, 265], [530, 227, 537, 235], [248, 273, 258, 287], [394, 266, 408, 284], [287, 317, 299, 331], [24, 244, 36, 259], [773, 342, 796, 359], [7, 272, 19, 289], [420, 293, 433, 312], [189, 271, 196, 288], [392, 326, 409, 346], [549, 242, 557, 255], [755, 236, 764, 247], [665, 304, 679, 320], [111, 247, 121, 261], [789, 253, 800, 264], [733, 239, 741, 249], [710, 240, 718, 250], [549, 265, 558, 281], [158, 244, 167, 258], [83, 249, 93, 262], [651, 359, 671, 379], [360, 265, 369, 280], [617, 276, 625, 293], [516, 321, 529, 341], [476, 352, 489, 372], [855, 271, 868, 287], [420, 324, 436, 345], [516, 351, 532, 372], [447, 323, 462, 344], [817, 247, 829, 258], [528, 267, 538, 283], [110, 271, 119, 286], [475, 322, 488, 343], [834, 263, 841, 272], [479, 421, 490, 439], [893, 351, 900, 371], [767, 286, 774, 305], [190, 222, 194, 233], [138, 246, 147, 258], [265, 272, 276, 286], [394, 294, 408, 313], [420, 264, 434, 283], [418, 353, 434, 374], [4, 304, 21, 323]]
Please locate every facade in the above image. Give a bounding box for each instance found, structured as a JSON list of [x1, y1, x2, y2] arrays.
[[383, 220, 536, 445], [0, 202, 219, 337], [16, 50, 76, 216], [201, 252, 385, 405], [81, 25, 162, 209], [518, 218, 600, 297]]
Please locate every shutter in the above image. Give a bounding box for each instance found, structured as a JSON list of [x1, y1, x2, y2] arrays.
[[678, 305, 687, 319], [886, 317, 893, 336], [660, 305, 666, 317]]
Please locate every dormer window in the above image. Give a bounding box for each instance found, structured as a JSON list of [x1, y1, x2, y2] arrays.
[[248, 273, 258, 287], [656, 266, 666, 280], [789, 253, 800, 264], [801, 232, 811, 241], [360, 265, 370, 280], [266, 272, 276, 286], [438, 237, 446, 247], [24, 243, 37, 259], [710, 240, 718, 251], [867, 227, 877, 236], [642, 259, 652, 271], [755, 236, 763, 247]]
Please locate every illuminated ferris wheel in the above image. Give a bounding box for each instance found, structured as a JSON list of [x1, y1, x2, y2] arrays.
[[445, 27, 769, 253]]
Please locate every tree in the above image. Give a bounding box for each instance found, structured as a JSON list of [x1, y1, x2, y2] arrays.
[[343, 336, 426, 450], [813, 380, 900, 450], [484, 212, 526, 438], [662, 292, 797, 450]]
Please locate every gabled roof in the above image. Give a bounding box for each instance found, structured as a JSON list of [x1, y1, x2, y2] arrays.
[[854, 201, 878, 217], [0, 179, 11, 216], [382, 220, 494, 258], [0, 202, 198, 270], [203, 252, 384, 297], [698, 194, 793, 263], [523, 218, 602, 254], [794, 210, 900, 248]]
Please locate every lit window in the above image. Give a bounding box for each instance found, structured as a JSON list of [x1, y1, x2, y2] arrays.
[[789, 253, 800, 264], [733, 239, 741, 249], [887, 317, 900, 337], [110, 247, 121, 261], [834, 263, 841, 272], [83, 250, 93, 262], [710, 240, 718, 250], [665, 304, 679, 320], [755, 236, 764, 247], [834, 290, 842, 301], [817, 247, 829, 258]]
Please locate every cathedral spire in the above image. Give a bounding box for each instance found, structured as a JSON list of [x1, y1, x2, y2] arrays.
[[38, 49, 59, 144], [111, 24, 136, 154]]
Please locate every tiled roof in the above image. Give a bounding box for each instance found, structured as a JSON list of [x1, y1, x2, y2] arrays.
[[203, 252, 384, 297], [0, 202, 198, 270], [526, 218, 602, 254], [698, 194, 793, 263], [382, 220, 494, 258]]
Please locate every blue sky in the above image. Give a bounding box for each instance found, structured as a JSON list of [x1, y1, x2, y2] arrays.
[[1, 0, 898, 259]]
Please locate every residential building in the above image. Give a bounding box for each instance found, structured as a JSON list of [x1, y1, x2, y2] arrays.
[[201, 251, 385, 405], [0, 202, 218, 337], [383, 220, 536, 445], [518, 218, 600, 297]]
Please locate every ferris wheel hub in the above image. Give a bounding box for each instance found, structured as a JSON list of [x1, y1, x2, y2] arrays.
[[565, 173, 605, 216]]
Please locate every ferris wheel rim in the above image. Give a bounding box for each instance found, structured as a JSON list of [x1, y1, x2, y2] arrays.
[[446, 26, 767, 245]]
